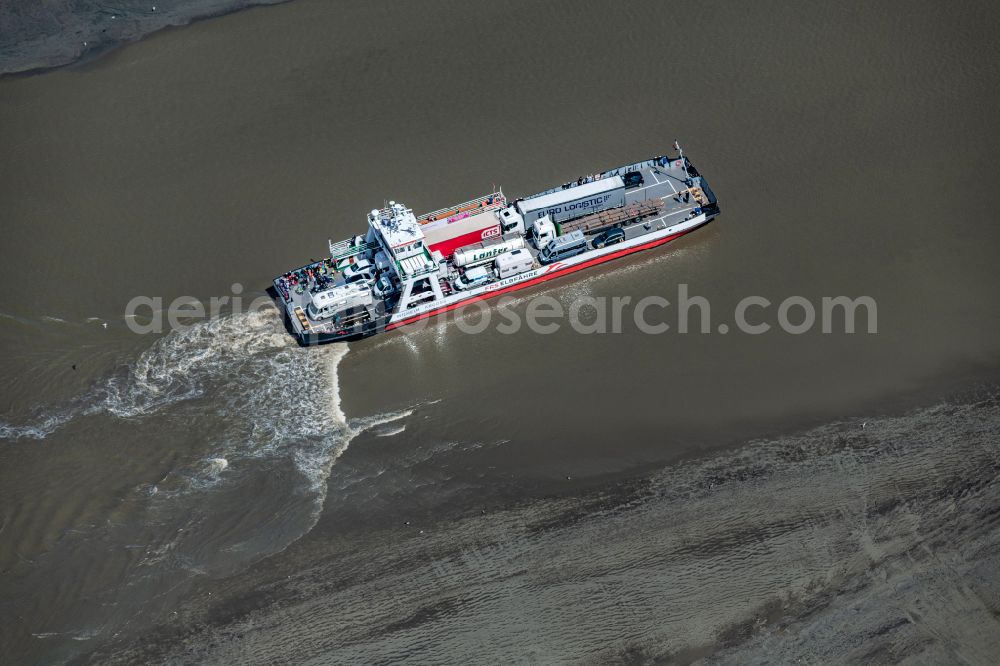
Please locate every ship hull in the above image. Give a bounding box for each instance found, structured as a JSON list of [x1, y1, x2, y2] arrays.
[[295, 211, 714, 345], [278, 150, 721, 346]]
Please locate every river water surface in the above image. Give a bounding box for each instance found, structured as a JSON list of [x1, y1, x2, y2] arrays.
[[1, 1, 999, 663]]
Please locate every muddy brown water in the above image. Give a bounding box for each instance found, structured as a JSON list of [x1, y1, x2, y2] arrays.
[[1, 1, 999, 663]]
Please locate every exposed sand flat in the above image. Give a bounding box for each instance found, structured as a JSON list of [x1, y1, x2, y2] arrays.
[[0, 0, 287, 76], [85, 393, 1000, 664]]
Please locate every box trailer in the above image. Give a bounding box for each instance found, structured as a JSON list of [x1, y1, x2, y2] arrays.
[[516, 176, 625, 226], [421, 209, 501, 257]]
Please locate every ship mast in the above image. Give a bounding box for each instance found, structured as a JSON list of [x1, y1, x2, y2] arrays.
[[674, 139, 691, 184]]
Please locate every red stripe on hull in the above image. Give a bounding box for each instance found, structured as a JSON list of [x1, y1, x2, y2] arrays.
[[385, 222, 706, 332]]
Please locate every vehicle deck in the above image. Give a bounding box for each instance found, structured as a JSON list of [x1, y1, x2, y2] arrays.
[[274, 152, 717, 340], [547, 158, 705, 235]]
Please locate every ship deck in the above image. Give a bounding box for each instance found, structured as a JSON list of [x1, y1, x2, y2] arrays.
[[274, 153, 718, 341], [546, 156, 707, 232]]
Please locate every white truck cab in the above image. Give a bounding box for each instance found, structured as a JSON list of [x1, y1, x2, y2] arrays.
[[498, 206, 525, 235], [530, 216, 556, 249]]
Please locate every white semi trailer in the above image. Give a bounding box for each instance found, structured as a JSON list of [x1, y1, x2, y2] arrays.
[[515, 176, 625, 227]]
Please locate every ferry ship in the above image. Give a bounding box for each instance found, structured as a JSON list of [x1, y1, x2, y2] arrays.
[[273, 145, 720, 344]]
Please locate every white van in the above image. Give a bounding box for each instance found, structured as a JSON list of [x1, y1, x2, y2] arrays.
[[452, 265, 491, 291], [538, 229, 588, 265], [495, 248, 534, 279]]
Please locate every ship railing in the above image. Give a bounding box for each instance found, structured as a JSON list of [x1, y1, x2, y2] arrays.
[[529, 154, 687, 199], [418, 190, 506, 224], [328, 237, 379, 261]]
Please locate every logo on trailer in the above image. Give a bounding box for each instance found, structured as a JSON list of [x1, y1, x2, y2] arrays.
[[481, 225, 501, 240], [544, 194, 613, 219]]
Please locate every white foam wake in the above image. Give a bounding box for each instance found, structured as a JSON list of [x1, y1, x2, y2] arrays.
[[1, 309, 418, 520], [1, 310, 314, 439]]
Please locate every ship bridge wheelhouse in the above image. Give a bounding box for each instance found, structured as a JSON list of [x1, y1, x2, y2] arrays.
[[368, 200, 444, 309], [368, 203, 426, 266]]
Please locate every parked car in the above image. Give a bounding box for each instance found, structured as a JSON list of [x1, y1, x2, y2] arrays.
[[622, 171, 644, 189], [342, 258, 375, 283], [591, 227, 626, 249]]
